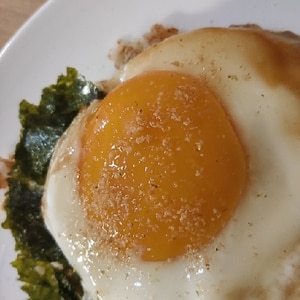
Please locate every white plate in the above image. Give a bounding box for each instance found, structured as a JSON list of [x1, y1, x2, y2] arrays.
[[0, 0, 299, 299]]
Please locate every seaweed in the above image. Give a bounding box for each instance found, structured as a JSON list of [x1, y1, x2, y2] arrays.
[[2, 67, 105, 299]]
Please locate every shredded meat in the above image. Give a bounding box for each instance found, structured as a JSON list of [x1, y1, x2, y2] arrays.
[[0, 157, 14, 188], [108, 24, 179, 70]]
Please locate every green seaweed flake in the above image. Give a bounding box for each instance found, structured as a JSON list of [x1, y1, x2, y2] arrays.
[[2, 67, 105, 300]]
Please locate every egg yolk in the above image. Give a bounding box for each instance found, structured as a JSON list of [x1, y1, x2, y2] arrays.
[[78, 70, 247, 261]]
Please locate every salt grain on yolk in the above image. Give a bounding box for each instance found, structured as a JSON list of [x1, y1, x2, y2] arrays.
[[78, 70, 247, 261]]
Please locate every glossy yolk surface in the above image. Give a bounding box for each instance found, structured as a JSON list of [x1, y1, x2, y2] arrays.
[[78, 70, 247, 261]]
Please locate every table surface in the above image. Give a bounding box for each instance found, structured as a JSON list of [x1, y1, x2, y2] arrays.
[[0, 0, 46, 50]]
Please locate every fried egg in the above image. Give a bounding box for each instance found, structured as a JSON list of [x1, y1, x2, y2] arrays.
[[42, 26, 300, 299]]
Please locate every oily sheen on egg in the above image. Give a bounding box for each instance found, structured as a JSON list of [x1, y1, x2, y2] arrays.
[[42, 26, 300, 300]]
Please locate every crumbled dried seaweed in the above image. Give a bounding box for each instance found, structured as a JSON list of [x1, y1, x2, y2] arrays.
[[2, 67, 105, 299]]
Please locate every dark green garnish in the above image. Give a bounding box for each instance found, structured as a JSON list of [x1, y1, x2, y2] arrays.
[[2, 67, 105, 299]]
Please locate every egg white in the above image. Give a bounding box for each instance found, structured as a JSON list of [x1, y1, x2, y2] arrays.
[[43, 26, 300, 299]]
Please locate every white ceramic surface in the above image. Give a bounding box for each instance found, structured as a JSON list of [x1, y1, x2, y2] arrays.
[[0, 0, 299, 298]]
